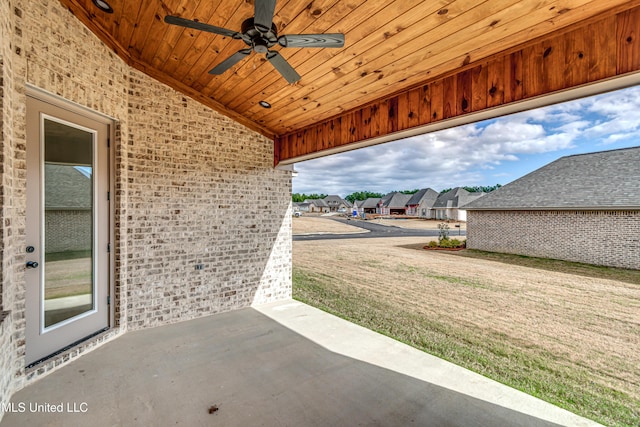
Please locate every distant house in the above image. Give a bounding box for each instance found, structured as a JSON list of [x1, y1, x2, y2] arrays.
[[303, 198, 330, 213], [323, 195, 352, 212], [464, 146, 640, 270], [406, 188, 439, 218], [379, 192, 412, 215], [360, 198, 381, 214], [432, 187, 485, 221]]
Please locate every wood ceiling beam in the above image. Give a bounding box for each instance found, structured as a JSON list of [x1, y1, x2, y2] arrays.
[[275, 4, 640, 165]]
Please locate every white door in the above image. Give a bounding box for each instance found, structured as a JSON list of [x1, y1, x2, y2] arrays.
[[25, 94, 111, 366]]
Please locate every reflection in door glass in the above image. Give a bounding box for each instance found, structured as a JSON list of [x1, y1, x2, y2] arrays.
[[43, 119, 94, 328]]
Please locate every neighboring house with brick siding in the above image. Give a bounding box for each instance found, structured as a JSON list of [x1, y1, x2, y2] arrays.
[[406, 188, 439, 217], [304, 198, 330, 213], [323, 195, 352, 212], [379, 192, 412, 215], [465, 147, 640, 270], [360, 198, 381, 214], [433, 188, 485, 221]]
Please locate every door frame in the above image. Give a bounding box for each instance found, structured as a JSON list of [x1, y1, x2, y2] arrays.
[[25, 85, 115, 366]]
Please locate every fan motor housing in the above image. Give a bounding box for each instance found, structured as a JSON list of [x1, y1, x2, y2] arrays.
[[241, 18, 278, 53]]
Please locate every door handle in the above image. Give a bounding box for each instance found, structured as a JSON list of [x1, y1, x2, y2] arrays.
[[26, 261, 39, 269]]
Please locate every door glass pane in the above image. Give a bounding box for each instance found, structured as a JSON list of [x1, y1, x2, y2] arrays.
[[43, 118, 94, 328]]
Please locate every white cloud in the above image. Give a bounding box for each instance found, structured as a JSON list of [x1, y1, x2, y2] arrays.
[[579, 86, 640, 144], [602, 129, 640, 145]]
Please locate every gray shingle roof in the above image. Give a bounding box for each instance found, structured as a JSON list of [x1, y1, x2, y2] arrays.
[[433, 188, 484, 209], [433, 188, 466, 208], [382, 192, 411, 208], [323, 195, 353, 208], [464, 146, 640, 210], [360, 198, 381, 208], [305, 198, 329, 207], [406, 188, 439, 206]]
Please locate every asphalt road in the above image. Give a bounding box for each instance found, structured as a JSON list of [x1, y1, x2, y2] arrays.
[[293, 217, 467, 241]]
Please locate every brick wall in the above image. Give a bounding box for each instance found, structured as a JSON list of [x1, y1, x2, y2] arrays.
[[0, 0, 292, 418], [45, 210, 92, 253], [467, 210, 640, 269], [0, 312, 11, 418], [124, 71, 291, 329], [0, 0, 26, 416]]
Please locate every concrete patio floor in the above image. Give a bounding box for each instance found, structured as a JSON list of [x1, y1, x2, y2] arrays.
[[1, 300, 601, 427]]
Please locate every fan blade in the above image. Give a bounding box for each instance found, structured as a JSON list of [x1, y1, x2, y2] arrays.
[[209, 49, 252, 75], [254, 0, 276, 33], [266, 51, 300, 84], [165, 15, 240, 39], [278, 34, 345, 48]]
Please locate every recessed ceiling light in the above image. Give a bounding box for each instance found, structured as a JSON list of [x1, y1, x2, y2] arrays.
[[92, 0, 113, 13], [259, 100, 271, 109]]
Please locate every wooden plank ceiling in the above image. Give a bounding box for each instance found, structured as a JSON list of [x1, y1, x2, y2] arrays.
[[59, 0, 640, 163]]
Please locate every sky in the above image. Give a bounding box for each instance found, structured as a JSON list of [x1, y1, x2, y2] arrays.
[[292, 85, 640, 197]]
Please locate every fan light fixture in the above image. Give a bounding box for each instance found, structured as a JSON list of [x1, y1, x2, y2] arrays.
[[259, 101, 271, 108], [92, 0, 113, 13]]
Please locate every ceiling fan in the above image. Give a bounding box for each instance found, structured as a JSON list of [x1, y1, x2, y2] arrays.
[[164, 0, 345, 84]]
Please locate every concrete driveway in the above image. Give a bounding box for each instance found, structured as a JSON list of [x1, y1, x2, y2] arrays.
[[1, 300, 600, 426]]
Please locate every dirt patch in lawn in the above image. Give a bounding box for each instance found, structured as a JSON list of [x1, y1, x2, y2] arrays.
[[293, 236, 640, 427], [292, 216, 368, 235]]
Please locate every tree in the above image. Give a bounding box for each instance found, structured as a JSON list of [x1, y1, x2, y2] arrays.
[[440, 184, 502, 194], [466, 184, 502, 193], [399, 189, 420, 195], [292, 193, 327, 202], [344, 191, 384, 203]]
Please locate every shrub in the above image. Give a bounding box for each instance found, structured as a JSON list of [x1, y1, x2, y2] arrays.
[[438, 239, 455, 248], [425, 239, 466, 249]]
